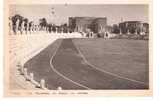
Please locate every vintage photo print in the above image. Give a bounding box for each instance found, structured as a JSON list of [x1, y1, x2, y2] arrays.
[[4, 0, 153, 96]]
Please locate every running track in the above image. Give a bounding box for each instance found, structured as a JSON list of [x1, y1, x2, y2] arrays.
[[24, 39, 148, 90]]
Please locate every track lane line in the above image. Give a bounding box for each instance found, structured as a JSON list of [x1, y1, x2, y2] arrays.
[[72, 39, 148, 86], [49, 39, 91, 90]]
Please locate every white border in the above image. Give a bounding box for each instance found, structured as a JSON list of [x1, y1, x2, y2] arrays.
[[2, 0, 153, 99]]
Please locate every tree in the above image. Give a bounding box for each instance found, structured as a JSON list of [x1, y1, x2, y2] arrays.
[[52, 24, 56, 32], [39, 18, 47, 30], [28, 21, 33, 31], [18, 16, 24, 34], [60, 23, 68, 33], [11, 14, 23, 34], [47, 23, 52, 33], [23, 18, 28, 33]]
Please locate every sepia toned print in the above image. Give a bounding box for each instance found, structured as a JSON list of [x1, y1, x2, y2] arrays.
[[4, 0, 153, 96]]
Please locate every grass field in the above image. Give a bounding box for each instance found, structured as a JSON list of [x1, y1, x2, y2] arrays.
[[73, 38, 149, 84]]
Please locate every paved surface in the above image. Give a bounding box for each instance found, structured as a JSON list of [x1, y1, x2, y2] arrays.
[[24, 39, 84, 90], [24, 38, 148, 90]]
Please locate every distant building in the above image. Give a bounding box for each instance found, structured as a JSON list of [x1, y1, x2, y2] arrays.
[[119, 21, 149, 35], [142, 23, 149, 34], [68, 17, 107, 35], [105, 25, 113, 33]]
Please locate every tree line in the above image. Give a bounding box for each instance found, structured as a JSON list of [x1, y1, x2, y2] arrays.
[[9, 14, 69, 34]]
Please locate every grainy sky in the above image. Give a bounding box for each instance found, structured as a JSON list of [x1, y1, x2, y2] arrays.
[[10, 4, 148, 25]]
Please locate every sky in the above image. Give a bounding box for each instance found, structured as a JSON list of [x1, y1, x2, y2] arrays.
[[10, 4, 148, 26]]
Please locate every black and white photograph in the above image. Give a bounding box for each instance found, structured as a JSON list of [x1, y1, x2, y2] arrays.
[[4, 1, 152, 96]]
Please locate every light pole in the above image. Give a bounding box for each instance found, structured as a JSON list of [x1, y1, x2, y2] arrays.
[[51, 7, 55, 33]]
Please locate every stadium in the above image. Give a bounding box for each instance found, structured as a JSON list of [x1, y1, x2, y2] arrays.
[[8, 5, 149, 90]]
